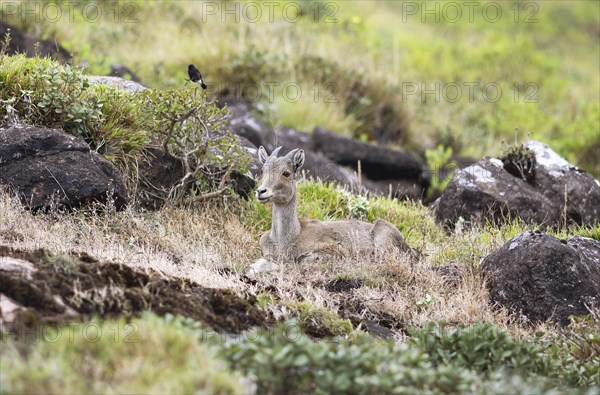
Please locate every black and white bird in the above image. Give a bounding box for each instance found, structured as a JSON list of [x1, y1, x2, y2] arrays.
[[187, 64, 207, 90]]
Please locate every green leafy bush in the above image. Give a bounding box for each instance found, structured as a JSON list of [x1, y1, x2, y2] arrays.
[[0, 54, 249, 203], [1, 55, 100, 139], [409, 322, 550, 375], [135, 88, 250, 202], [410, 321, 600, 389], [220, 321, 597, 395], [0, 54, 146, 154]]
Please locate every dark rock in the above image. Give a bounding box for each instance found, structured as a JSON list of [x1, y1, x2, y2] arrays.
[[284, 148, 359, 188], [434, 157, 561, 228], [275, 128, 365, 188], [137, 147, 185, 209], [0, 22, 71, 62], [0, 125, 127, 211], [227, 102, 274, 150], [362, 319, 394, 339], [229, 170, 255, 200], [275, 126, 314, 152], [237, 136, 262, 178], [361, 178, 424, 200], [109, 64, 142, 83], [226, 102, 428, 200], [480, 231, 600, 325], [312, 126, 428, 186], [526, 141, 600, 225], [434, 141, 600, 228]]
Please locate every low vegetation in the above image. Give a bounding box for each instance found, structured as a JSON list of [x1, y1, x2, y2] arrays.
[[1, 314, 246, 394], [0, 54, 247, 200], [1, 177, 599, 393], [1, 0, 599, 393], [2, 312, 598, 394]]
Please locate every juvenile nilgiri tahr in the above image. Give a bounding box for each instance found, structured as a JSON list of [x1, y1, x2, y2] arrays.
[[254, 146, 412, 265]]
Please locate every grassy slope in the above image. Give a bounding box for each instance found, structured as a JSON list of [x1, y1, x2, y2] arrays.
[[4, 0, 597, 172], [1, 186, 599, 392], [1, 0, 599, 392]]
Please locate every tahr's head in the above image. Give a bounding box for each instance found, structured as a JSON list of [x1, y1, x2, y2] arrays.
[[256, 146, 305, 204]]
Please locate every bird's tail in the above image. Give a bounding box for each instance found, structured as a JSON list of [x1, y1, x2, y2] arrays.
[[201, 82, 207, 90]]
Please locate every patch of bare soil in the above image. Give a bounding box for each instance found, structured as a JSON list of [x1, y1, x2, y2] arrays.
[[0, 245, 269, 336]]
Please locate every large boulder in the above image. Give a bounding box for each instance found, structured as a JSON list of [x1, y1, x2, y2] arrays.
[[480, 231, 600, 325], [227, 102, 274, 151], [434, 157, 561, 227], [434, 141, 600, 228], [312, 126, 427, 184], [0, 125, 127, 211], [225, 101, 429, 199], [526, 141, 600, 225], [86, 76, 148, 93]]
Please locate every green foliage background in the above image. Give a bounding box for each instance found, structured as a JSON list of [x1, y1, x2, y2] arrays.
[[2, 0, 597, 174]]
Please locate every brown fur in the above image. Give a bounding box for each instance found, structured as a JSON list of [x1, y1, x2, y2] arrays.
[[256, 146, 411, 263]]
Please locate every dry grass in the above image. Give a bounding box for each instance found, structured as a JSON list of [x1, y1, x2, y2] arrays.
[[0, 190, 256, 290], [0, 189, 559, 340]]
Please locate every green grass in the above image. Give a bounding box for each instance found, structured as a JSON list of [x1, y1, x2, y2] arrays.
[[3, 313, 597, 394], [241, 179, 443, 247], [219, 318, 599, 394], [0, 313, 245, 394], [4, 1, 596, 173]]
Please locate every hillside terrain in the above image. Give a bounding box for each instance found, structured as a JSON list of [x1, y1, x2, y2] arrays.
[[1, 1, 599, 394]]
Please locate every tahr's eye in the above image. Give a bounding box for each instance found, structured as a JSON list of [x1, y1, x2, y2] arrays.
[[282, 171, 291, 178]]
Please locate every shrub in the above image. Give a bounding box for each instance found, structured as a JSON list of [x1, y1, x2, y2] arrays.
[[0, 54, 146, 154], [135, 88, 250, 203], [220, 321, 596, 395], [410, 321, 600, 389], [1, 55, 99, 139], [0, 54, 249, 204]]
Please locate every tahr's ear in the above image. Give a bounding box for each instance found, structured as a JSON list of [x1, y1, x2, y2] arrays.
[[258, 146, 269, 164], [292, 149, 305, 172]]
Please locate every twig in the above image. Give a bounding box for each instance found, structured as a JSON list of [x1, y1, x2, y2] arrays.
[[185, 188, 227, 204]]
